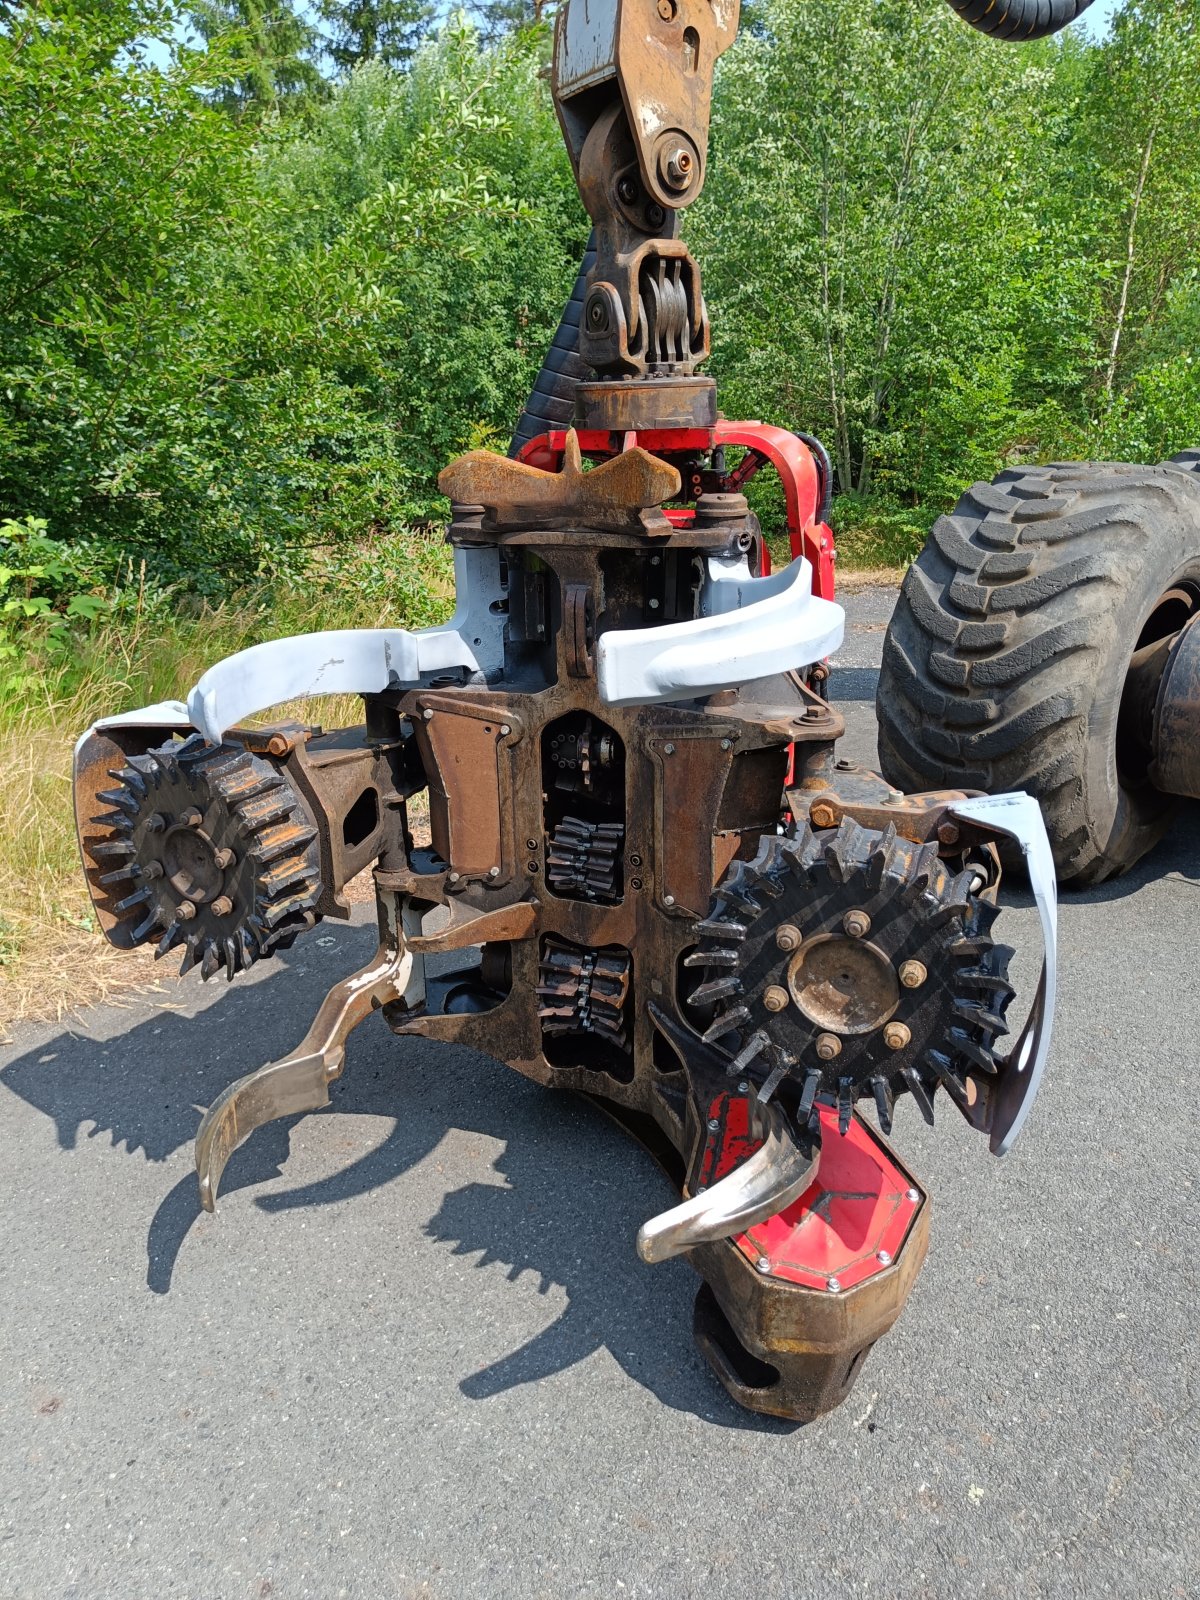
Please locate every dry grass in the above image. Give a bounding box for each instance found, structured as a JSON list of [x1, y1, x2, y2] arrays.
[[0, 536, 455, 1035]]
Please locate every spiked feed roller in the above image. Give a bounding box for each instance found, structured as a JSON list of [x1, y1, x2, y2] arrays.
[[70, 0, 1071, 1423], [93, 734, 322, 980]]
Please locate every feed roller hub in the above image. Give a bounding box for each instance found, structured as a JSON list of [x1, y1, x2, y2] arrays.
[[91, 733, 322, 981], [685, 818, 1014, 1136]]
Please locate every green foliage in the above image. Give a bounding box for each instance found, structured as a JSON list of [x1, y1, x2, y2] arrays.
[[2, 0, 1200, 639], [318, 0, 434, 70], [188, 0, 326, 118]]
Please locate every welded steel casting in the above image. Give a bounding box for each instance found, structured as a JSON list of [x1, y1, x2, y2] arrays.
[[70, 0, 1077, 1423]]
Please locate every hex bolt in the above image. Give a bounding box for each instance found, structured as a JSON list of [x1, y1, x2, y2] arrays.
[[213, 847, 236, 871], [737, 1081, 749, 1095], [267, 732, 290, 757], [775, 922, 802, 952], [815, 1032, 842, 1061], [665, 147, 693, 187], [937, 820, 960, 846], [146, 812, 168, 834], [617, 175, 638, 204], [211, 895, 234, 917], [138, 860, 163, 880], [180, 807, 203, 829], [906, 1187, 920, 1204], [646, 203, 666, 230], [707, 1117, 720, 1134], [763, 985, 789, 1013], [826, 1276, 841, 1294], [899, 959, 927, 989], [843, 908, 871, 939], [176, 901, 196, 921], [876, 1250, 893, 1266], [810, 802, 836, 829], [756, 1256, 772, 1275], [883, 1022, 911, 1051]]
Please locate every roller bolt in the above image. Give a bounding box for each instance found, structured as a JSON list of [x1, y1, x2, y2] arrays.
[[883, 1021, 911, 1051], [899, 959, 927, 989], [211, 896, 234, 917], [213, 847, 236, 870], [775, 922, 802, 952], [815, 1032, 842, 1061], [181, 807, 203, 829], [146, 812, 168, 834], [842, 909, 871, 939], [763, 985, 789, 1013], [176, 901, 196, 921], [138, 861, 163, 880]]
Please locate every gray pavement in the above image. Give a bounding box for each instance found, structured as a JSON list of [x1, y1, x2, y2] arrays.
[[2, 585, 1197, 1600]]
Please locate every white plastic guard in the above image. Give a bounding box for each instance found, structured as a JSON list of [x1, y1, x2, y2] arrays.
[[948, 791, 1059, 1156], [597, 554, 845, 706]]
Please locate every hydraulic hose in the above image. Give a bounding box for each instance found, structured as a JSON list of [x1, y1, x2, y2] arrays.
[[943, 0, 1094, 41], [508, 232, 597, 457]]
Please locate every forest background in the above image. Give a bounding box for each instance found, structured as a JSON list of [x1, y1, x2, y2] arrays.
[[1, 0, 1198, 1013]]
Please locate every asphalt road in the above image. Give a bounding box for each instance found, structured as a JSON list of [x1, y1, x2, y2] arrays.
[[2, 585, 1197, 1600]]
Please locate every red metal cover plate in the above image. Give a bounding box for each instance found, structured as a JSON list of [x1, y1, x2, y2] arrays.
[[701, 1097, 922, 1290]]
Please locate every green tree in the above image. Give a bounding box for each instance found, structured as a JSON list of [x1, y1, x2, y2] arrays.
[[187, 0, 325, 118], [318, 0, 433, 70]]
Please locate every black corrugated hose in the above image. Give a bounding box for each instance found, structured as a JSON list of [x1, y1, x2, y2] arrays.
[[508, 232, 597, 457], [942, 0, 1094, 41]]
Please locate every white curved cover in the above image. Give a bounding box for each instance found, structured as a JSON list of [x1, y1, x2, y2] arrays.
[[597, 554, 845, 706]]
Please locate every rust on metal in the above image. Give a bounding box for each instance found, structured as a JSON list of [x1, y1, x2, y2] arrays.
[[439, 428, 680, 535]]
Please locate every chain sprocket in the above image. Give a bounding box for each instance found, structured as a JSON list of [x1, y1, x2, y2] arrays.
[[683, 819, 1014, 1135], [93, 734, 321, 981]]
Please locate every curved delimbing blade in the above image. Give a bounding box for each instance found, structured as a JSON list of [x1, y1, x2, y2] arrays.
[[196, 1048, 336, 1213], [195, 903, 413, 1211], [636, 1107, 818, 1265]]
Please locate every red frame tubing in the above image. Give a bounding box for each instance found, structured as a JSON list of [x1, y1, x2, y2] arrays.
[[514, 423, 836, 600]]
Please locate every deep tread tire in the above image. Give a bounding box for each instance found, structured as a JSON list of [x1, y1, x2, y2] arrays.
[[877, 459, 1200, 885]]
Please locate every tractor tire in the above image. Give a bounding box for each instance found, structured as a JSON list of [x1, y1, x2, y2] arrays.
[[876, 459, 1200, 886]]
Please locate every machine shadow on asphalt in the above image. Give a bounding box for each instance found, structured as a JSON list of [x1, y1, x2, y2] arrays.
[[0, 922, 798, 1435]]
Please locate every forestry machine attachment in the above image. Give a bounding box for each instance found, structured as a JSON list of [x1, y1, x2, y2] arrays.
[[72, 0, 1084, 1422]]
